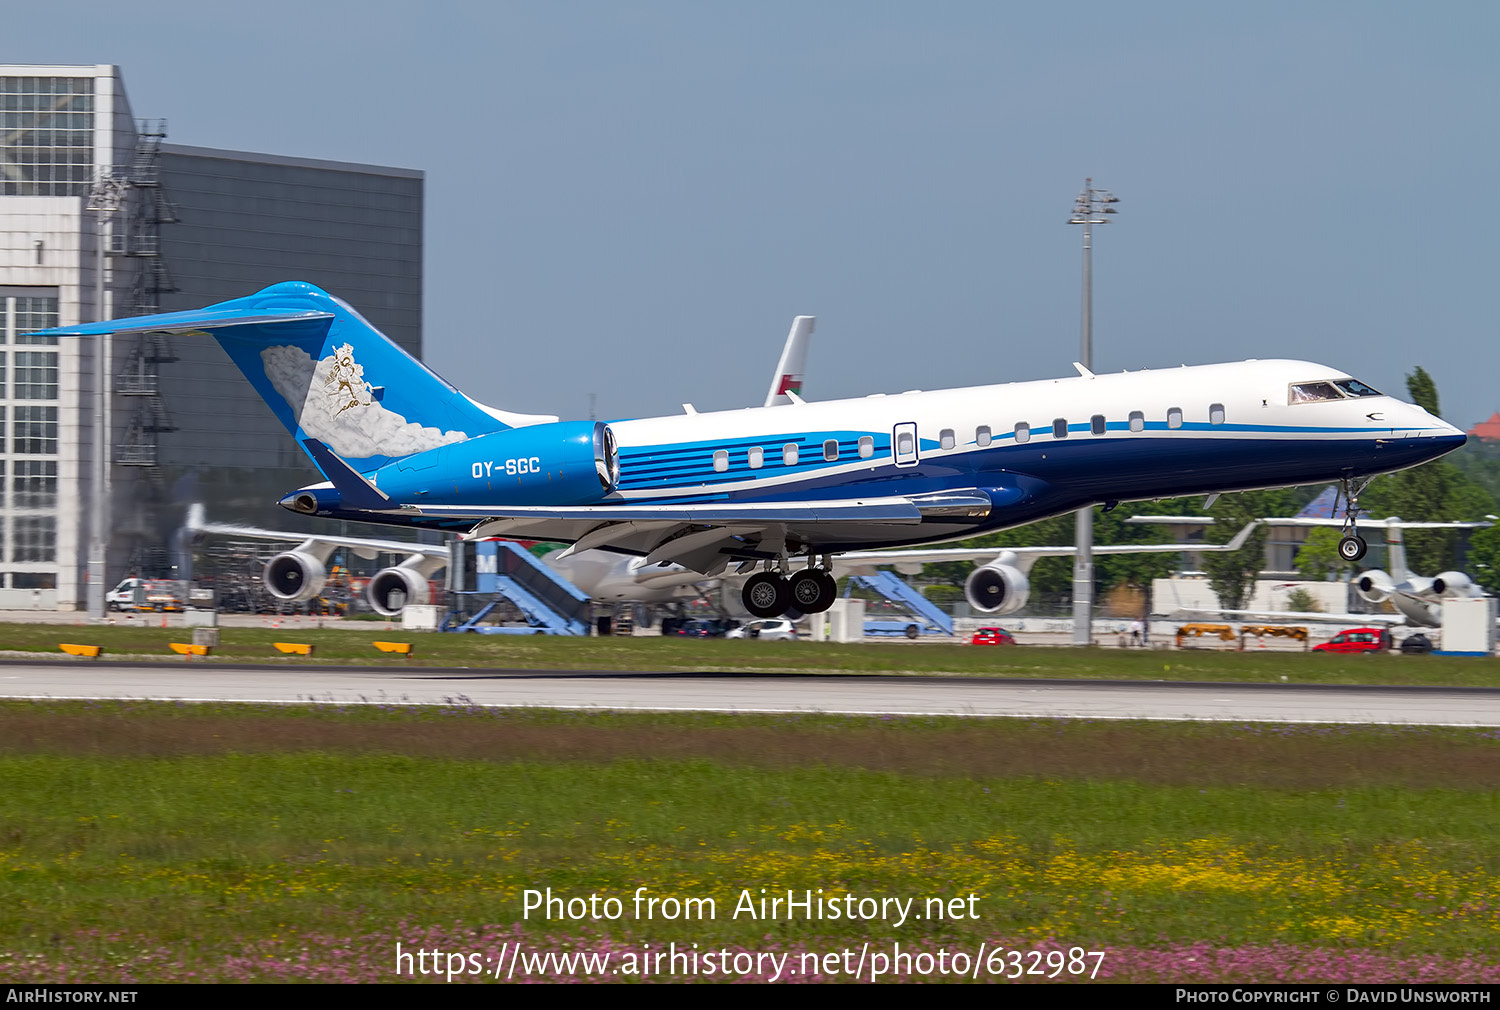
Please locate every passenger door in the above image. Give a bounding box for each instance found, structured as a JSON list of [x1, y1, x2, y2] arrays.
[[893, 422, 919, 468]]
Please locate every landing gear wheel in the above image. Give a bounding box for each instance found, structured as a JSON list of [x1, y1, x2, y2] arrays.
[[788, 570, 837, 614], [743, 572, 789, 619], [1338, 535, 1368, 563]]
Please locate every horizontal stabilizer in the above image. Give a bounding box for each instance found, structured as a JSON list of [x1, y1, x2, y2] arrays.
[[35, 308, 333, 337]]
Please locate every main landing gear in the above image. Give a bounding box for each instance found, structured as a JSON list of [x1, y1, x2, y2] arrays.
[[1336, 475, 1375, 563], [742, 560, 837, 619]]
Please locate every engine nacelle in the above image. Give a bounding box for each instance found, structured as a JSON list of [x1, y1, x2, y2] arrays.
[[1431, 571, 1473, 596], [964, 562, 1030, 615], [263, 551, 329, 602], [366, 566, 433, 616], [378, 420, 619, 507], [1354, 569, 1394, 604]]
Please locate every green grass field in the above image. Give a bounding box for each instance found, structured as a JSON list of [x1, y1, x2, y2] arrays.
[[2, 701, 1497, 982], [7, 621, 1500, 687]]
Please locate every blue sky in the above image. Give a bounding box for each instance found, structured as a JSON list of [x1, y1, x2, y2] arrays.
[[15, 2, 1498, 427]]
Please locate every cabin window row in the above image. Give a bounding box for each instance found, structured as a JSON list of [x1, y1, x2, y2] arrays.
[[708, 404, 1230, 471], [1005, 404, 1226, 443], [711, 436, 877, 472]]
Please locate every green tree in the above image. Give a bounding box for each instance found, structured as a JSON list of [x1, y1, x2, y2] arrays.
[[1406, 366, 1440, 415], [1355, 368, 1497, 573], [1200, 489, 1298, 610], [1294, 527, 1348, 582], [1470, 521, 1500, 595]]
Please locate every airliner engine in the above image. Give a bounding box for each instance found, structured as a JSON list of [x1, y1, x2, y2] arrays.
[[263, 550, 329, 602], [1354, 569, 1395, 604], [366, 553, 448, 616], [1431, 571, 1473, 596], [964, 557, 1030, 615], [367, 566, 431, 616]]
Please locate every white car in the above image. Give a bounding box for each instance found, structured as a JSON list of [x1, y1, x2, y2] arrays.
[[726, 618, 800, 641]]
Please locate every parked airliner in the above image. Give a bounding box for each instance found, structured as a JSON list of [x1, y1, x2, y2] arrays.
[[41, 282, 1467, 619]]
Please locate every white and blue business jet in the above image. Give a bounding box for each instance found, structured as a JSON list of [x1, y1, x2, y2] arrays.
[[42, 282, 1467, 620]]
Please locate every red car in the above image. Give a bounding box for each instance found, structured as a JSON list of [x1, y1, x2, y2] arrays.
[[971, 627, 1018, 646], [1312, 628, 1391, 653]]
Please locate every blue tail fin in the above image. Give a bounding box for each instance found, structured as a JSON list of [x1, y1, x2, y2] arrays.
[[38, 281, 557, 471]]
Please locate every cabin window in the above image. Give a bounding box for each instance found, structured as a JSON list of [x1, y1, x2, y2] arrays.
[[1209, 403, 1225, 425], [1167, 407, 1183, 429], [1014, 422, 1030, 444], [976, 425, 991, 447], [823, 439, 839, 461], [940, 428, 956, 450], [1090, 414, 1106, 436], [782, 443, 799, 466], [1128, 410, 1144, 432], [1052, 418, 1068, 439], [1289, 381, 1342, 404], [748, 446, 764, 469], [858, 435, 874, 458], [712, 449, 729, 472]]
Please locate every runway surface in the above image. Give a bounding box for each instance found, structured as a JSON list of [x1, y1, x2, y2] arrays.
[[3, 659, 1500, 725]]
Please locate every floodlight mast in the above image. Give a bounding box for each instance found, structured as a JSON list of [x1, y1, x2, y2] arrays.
[[1067, 178, 1119, 646], [84, 172, 128, 621]]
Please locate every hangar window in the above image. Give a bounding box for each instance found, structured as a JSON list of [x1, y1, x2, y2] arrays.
[[940, 428, 956, 450], [1090, 414, 1106, 436], [976, 425, 992, 447], [782, 443, 799, 467], [12, 515, 55, 563], [1128, 411, 1145, 432], [14, 351, 57, 399], [1210, 403, 1226, 425], [1167, 407, 1183, 429], [1052, 418, 1069, 439], [823, 439, 839, 461], [1014, 422, 1030, 444], [13, 459, 56, 509], [1289, 381, 1342, 404], [857, 436, 874, 458], [747, 446, 764, 469], [712, 449, 729, 472], [13, 406, 56, 454]]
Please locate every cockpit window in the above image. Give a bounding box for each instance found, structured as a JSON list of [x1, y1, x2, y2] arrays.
[[1333, 378, 1381, 398], [1289, 381, 1343, 404]]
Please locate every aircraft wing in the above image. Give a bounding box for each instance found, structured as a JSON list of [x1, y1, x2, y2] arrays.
[[187, 505, 448, 561], [833, 520, 1265, 573], [1260, 518, 1493, 530], [1130, 516, 1493, 531], [1172, 607, 1407, 627]]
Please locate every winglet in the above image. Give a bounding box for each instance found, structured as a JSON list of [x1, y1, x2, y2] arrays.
[[301, 438, 392, 510], [1220, 519, 1262, 552]]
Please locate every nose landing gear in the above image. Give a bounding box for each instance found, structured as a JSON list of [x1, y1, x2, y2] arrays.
[[1336, 476, 1375, 563]]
